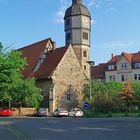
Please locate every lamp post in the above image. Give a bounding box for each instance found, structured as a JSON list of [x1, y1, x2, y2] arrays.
[[87, 61, 95, 103]]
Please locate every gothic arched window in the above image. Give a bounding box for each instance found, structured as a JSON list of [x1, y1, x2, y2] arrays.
[[67, 92, 71, 101], [84, 65, 86, 70], [83, 51, 87, 57]]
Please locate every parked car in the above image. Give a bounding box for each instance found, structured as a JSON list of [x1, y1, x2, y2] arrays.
[[36, 108, 47, 117], [53, 108, 68, 117], [0, 108, 14, 116], [69, 108, 83, 117]]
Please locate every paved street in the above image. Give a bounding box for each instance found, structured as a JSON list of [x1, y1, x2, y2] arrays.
[[0, 117, 140, 140]]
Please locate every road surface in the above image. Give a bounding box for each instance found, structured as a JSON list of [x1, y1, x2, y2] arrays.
[[0, 117, 140, 140]]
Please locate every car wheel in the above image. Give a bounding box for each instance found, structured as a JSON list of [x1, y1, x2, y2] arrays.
[[73, 114, 76, 118]]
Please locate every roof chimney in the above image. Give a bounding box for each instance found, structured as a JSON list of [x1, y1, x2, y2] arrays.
[[53, 42, 56, 50], [72, 0, 82, 5], [111, 53, 114, 58]]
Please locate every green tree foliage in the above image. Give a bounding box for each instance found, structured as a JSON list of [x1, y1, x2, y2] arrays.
[[83, 80, 123, 113], [131, 81, 140, 109], [0, 43, 43, 108], [13, 78, 43, 107], [0, 43, 26, 107]]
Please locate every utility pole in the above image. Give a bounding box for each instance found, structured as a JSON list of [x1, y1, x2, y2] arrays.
[[87, 61, 95, 103]]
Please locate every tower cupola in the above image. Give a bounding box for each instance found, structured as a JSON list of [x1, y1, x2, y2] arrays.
[[72, 0, 82, 5]]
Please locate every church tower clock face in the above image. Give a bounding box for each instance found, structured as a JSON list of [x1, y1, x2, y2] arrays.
[[64, 0, 92, 78]]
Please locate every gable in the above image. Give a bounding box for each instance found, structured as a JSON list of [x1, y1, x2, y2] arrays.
[[51, 45, 87, 84], [116, 55, 132, 72], [19, 38, 55, 78]]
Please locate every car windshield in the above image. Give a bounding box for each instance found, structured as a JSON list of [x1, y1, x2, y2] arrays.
[[39, 108, 45, 111], [76, 109, 81, 111]]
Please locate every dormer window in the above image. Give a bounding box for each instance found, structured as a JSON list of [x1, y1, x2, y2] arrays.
[[135, 63, 140, 68], [33, 52, 47, 72], [108, 65, 115, 70]]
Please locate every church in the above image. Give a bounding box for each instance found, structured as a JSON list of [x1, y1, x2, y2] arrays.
[[19, 0, 92, 112]]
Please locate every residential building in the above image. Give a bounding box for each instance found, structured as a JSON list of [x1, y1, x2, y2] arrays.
[[91, 52, 140, 82]]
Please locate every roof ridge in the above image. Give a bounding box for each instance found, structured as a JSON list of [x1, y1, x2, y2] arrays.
[[18, 38, 51, 50]]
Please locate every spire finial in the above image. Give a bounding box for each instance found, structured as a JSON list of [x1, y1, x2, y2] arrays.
[[72, 0, 82, 5]]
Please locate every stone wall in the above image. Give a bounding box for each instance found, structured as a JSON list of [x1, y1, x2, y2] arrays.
[[12, 107, 49, 116], [12, 108, 37, 116], [51, 45, 88, 111]]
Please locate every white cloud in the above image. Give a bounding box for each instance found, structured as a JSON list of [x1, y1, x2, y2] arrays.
[[87, 0, 95, 7], [87, 0, 114, 12], [91, 19, 96, 24], [54, 0, 70, 24], [54, 10, 65, 23], [103, 41, 136, 49], [54, 0, 131, 24]]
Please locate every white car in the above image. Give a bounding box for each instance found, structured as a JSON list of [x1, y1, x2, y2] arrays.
[[69, 108, 83, 117], [53, 108, 68, 117]]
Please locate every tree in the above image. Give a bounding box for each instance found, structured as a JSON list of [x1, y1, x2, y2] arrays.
[[121, 81, 135, 111], [13, 78, 43, 108], [0, 43, 43, 108], [0, 43, 26, 107]]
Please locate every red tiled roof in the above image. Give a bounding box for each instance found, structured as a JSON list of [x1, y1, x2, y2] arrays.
[[107, 56, 118, 64], [33, 46, 68, 78], [19, 38, 51, 78], [19, 38, 67, 79], [107, 51, 140, 64], [123, 52, 133, 62], [132, 51, 140, 62], [91, 63, 106, 79]]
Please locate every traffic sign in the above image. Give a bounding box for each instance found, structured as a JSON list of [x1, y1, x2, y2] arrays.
[[84, 102, 90, 108]]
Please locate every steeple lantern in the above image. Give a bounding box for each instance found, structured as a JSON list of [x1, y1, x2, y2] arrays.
[[72, 0, 82, 5]]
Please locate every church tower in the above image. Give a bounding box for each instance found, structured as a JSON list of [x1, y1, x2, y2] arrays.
[[64, 0, 91, 78]]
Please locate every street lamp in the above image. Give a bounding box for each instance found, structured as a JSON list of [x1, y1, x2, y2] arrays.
[[87, 61, 95, 103]]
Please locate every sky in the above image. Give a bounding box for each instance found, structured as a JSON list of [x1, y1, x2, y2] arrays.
[[0, 0, 140, 65]]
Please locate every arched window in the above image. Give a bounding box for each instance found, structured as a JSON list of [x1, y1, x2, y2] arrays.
[[67, 92, 71, 101], [84, 65, 86, 70], [83, 51, 87, 57]]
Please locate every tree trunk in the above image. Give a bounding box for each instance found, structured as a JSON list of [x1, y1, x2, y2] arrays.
[[8, 101, 11, 109], [19, 102, 22, 116]]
